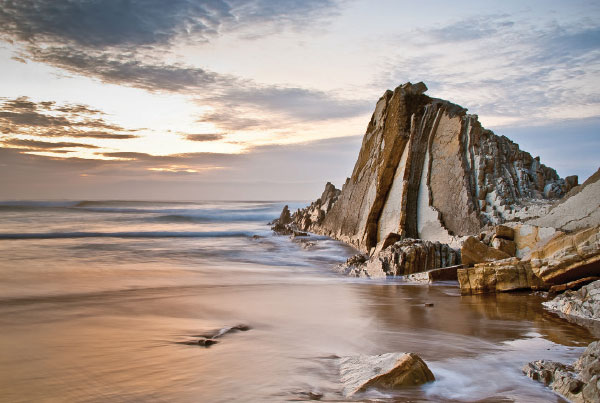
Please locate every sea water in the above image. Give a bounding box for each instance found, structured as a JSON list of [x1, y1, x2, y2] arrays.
[[0, 200, 595, 402]]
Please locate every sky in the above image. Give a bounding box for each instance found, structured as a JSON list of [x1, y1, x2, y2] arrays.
[[0, 0, 598, 200]]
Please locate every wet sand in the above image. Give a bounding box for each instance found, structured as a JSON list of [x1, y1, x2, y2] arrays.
[[0, 280, 596, 402]]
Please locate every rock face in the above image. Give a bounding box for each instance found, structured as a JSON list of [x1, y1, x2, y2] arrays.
[[286, 82, 572, 253], [336, 238, 459, 278], [461, 236, 512, 266], [523, 341, 600, 403], [339, 352, 435, 397], [457, 258, 549, 294], [543, 280, 600, 321], [529, 226, 600, 285], [528, 168, 600, 231]]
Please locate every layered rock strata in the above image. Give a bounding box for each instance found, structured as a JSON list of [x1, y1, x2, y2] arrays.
[[335, 238, 459, 278], [284, 82, 573, 254], [457, 258, 549, 294], [523, 341, 600, 403]]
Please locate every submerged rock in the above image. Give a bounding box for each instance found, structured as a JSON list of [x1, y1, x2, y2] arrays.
[[543, 279, 600, 321], [339, 352, 435, 397], [523, 340, 600, 403]]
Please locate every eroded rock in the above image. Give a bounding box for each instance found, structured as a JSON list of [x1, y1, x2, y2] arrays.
[[336, 238, 459, 278], [339, 352, 435, 397], [457, 258, 549, 295], [461, 236, 511, 266], [278, 83, 571, 253], [523, 340, 600, 403], [529, 226, 600, 285], [543, 279, 600, 321]]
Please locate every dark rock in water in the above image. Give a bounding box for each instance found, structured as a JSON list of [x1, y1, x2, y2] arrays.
[[524, 340, 600, 403], [195, 324, 252, 339], [339, 352, 435, 397], [279, 205, 292, 225], [198, 338, 218, 347]]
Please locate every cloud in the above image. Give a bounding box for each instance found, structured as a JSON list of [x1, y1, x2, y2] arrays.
[[0, 0, 337, 49], [185, 133, 225, 141], [380, 16, 600, 125], [0, 0, 363, 131], [0, 134, 363, 200], [26, 46, 222, 92], [2, 138, 99, 150], [0, 97, 139, 140]]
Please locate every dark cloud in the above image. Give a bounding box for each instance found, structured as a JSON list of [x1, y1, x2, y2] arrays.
[[0, 97, 139, 140], [0, 0, 360, 129], [26, 46, 222, 92], [185, 133, 225, 141], [2, 138, 99, 150], [0, 0, 336, 49], [0, 0, 231, 48]]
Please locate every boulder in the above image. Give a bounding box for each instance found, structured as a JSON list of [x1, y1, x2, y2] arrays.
[[402, 265, 462, 283], [543, 279, 600, 321], [529, 226, 600, 285], [523, 341, 600, 403], [339, 352, 435, 397], [457, 258, 549, 295], [461, 236, 511, 266]]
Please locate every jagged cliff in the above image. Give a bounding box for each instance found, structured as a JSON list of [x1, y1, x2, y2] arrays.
[[285, 82, 576, 253]]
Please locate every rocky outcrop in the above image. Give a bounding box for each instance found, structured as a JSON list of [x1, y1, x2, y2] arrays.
[[528, 168, 600, 231], [281, 82, 573, 254], [544, 280, 600, 321], [339, 352, 435, 397], [336, 238, 459, 278], [529, 226, 600, 285], [461, 236, 512, 266], [523, 341, 600, 403], [457, 258, 549, 294]]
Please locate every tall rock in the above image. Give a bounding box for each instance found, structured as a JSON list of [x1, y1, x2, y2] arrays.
[[292, 82, 573, 253]]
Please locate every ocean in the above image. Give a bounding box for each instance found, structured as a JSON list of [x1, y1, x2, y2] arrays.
[[0, 200, 596, 402]]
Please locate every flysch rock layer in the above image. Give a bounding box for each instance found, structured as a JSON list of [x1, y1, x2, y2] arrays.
[[527, 168, 600, 232], [285, 82, 573, 254]]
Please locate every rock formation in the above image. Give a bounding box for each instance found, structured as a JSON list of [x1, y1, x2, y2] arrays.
[[283, 82, 574, 254], [273, 81, 599, 291], [543, 279, 600, 322], [523, 340, 599, 403], [457, 258, 549, 295], [527, 168, 600, 231], [335, 238, 459, 278], [339, 352, 435, 397]]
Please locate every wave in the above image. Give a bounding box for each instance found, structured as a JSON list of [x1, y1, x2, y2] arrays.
[[0, 231, 255, 240], [151, 213, 277, 223]]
